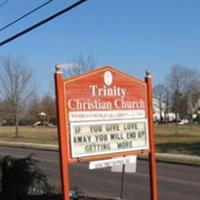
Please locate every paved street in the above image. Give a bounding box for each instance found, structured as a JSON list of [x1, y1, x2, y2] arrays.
[[0, 146, 199, 200]]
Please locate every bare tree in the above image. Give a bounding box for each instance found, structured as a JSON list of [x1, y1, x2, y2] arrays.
[[186, 79, 200, 123], [166, 65, 200, 120], [39, 93, 56, 125], [153, 84, 167, 122], [50, 54, 97, 95], [0, 56, 34, 137], [26, 91, 41, 124], [63, 53, 97, 78], [0, 99, 4, 124]]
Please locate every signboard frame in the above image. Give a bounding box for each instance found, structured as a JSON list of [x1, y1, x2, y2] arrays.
[[54, 66, 158, 200]]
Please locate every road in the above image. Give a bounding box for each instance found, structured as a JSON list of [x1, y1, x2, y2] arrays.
[[0, 146, 199, 200]]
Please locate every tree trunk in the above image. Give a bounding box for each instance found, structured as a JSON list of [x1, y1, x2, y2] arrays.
[[189, 114, 193, 130], [175, 112, 178, 134], [15, 114, 19, 138]]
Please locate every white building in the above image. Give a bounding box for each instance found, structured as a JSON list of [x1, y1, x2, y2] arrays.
[[153, 98, 176, 122]]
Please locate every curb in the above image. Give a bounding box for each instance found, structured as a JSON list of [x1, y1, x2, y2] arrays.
[[0, 141, 200, 166], [0, 141, 58, 151], [156, 153, 200, 166]]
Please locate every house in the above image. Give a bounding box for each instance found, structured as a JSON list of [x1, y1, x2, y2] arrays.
[[153, 98, 176, 122], [153, 98, 166, 122]]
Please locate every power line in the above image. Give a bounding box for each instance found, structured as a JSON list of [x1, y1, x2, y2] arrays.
[[0, 0, 54, 32], [0, 0, 10, 8], [0, 0, 87, 46]]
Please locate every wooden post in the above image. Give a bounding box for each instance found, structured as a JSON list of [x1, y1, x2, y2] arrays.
[[145, 70, 158, 200], [120, 164, 125, 200], [54, 65, 70, 200]]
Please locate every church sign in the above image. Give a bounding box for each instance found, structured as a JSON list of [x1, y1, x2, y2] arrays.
[[54, 66, 158, 200], [64, 67, 149, 158]]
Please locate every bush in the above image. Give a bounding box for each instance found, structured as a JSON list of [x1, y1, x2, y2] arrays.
[[0, 155, 50, 200]]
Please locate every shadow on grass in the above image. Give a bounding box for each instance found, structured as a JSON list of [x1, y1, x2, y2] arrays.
[[0, 194, 113, 200], [156, 142, 200, 156], [0, 194, 61, 200], [21, 194, 61, 200]]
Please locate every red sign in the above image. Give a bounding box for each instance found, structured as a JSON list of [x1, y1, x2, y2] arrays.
[[54, 66, 158, 200], [64, 67, 147, 114], [63, 67, 149, 158]]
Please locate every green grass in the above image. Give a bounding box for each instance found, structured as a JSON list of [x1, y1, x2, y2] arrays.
[[0, 123, 200, 156]]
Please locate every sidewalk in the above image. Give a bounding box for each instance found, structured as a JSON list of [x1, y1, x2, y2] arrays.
[[0, 140, 200, 166]]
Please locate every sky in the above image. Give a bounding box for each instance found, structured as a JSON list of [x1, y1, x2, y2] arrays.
[[0, 0, 200, 96]]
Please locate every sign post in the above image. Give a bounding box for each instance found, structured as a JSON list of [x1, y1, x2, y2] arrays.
[[54, 65, 158, 200], [120, 164, 125, 200], [54, 65, 70, 200], [145, 70, 158, 200]]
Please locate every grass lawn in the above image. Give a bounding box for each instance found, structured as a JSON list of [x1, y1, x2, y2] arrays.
[[0, 126, 58, 144], [154, 123, 200, 156], [0, 123, 200, 156]]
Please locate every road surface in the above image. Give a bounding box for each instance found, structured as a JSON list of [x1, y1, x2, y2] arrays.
[[0, 146, 199, 200]]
